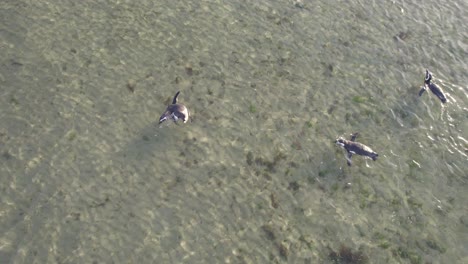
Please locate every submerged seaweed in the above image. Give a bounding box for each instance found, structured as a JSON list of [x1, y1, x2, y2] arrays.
[[328, 245, 369, 264]]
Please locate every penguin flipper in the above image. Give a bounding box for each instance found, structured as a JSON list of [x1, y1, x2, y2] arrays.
[[172, 91, 181, 104], [418, 86, 427, 97], [350, 133, 358, 142], [346, 152, 353, 166]]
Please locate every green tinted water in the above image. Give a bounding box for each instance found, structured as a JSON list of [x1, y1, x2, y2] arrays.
[[1, 0, 467, 263]]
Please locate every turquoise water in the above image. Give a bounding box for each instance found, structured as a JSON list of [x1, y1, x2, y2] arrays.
[[1, 0, 467, 263]]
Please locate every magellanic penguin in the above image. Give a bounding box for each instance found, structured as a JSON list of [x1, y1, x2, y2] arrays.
[[159, 91, 189, 124], [418, 69, 447, 103], [335, 133, 378, 166]]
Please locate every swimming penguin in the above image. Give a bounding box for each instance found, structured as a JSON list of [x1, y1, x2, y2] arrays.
[[335, 133, 378, 166], [418, 69, 447, 103], [159, 91, 189, 124]]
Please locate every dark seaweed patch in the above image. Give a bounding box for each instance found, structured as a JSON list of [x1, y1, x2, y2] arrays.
[[329, 245, 369, 264]]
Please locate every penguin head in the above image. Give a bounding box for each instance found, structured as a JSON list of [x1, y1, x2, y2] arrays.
[[159, 112, 170, 124], [424, 69, 432, 84], [335, 137, 346, 147]]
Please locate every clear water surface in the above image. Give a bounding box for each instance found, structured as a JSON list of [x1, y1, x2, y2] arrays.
[[1, 0, 467, 263]]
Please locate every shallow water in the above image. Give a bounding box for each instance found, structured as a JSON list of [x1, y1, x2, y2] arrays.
[[1, 0, 467, 263]]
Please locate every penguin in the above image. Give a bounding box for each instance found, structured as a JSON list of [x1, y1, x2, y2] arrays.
[[159, 91, 189, 124], [418, 69, 447, 103], [335, 133, 378, 166]]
